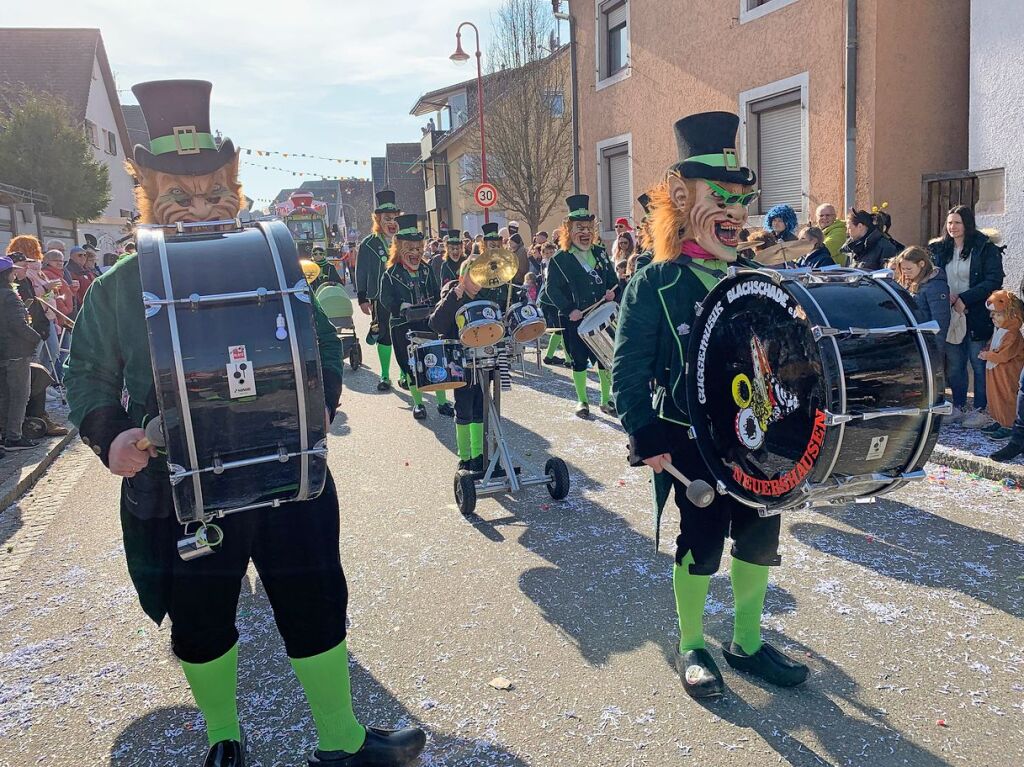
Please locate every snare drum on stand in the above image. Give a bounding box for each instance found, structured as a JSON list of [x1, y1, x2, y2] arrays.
[[456, 300, 505, 347], [577, 301, 619, 371], [504, 302, 546, 343], [138, 219, 328, 530], [686, 266, 949, 515]]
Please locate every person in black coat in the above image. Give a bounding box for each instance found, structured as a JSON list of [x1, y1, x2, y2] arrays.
[[840, 208, 898, 270], [0, 254, 45, 451], [928, 204, 1005, 419], [795, 226, 835, 269]]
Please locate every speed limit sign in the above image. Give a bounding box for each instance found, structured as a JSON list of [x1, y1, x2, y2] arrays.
[[474, 182, 499, 208]]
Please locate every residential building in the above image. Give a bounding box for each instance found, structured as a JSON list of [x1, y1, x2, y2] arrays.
[[120, 103, 151, 154], [563, 0, 970, 246], [0, 28, 135, 252]]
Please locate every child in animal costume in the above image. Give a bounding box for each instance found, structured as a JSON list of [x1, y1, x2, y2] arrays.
[[64, 80, 425, 767], [356, 191, 402, 391], [378, 214, 451, 420], [541, 195, 618, 418], [612, 111, 809, 700], [979, 290, 1024, 438]]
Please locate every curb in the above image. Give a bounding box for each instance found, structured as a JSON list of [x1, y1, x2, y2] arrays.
[[931, 444, 1024, 485], [0, 429, 78, 511]]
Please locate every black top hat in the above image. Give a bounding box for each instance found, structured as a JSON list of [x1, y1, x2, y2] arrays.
[[131, 80, 235, 176], [482, 222, 501, 240], [374, 190, 399, 213], [565, 194, 594, 221], [637, 193, 652, 214], [394, 214, 423, 241], [445, 229, 462, 242], [672, 111, 756, 186]]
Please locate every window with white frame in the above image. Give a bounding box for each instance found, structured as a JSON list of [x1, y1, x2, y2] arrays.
[[543, 90, 565, 118], [105, 129, 117, 155], [598, 1, 629, 85], [84, 120, 98, 148], [740, 0, 799, 24], [599, 140, 631, 233], [748, 90, 803, 215], [458, 153, 478, 184]]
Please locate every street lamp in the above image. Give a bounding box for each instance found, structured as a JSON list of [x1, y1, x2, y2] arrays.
[[450, 21, 490, 224]]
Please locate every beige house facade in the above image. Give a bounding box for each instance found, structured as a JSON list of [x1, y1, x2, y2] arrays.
[[565, 0, 970, 246]]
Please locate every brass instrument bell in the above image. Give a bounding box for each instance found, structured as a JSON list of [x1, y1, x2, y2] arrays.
[[465, 247, 518, 288]]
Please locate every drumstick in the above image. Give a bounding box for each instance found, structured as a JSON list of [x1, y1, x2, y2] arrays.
[[661, 461, 716, 508], [580, 297, 606, 316], [135, 417, 165, 451]]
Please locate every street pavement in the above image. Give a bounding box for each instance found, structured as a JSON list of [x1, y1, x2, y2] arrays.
[[2, 305, 1023, 767]]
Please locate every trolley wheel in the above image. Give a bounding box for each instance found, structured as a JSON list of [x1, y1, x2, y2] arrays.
[[544, 457, 570, 500], [349, 344, 362, 370], [454, 471, 477, 515], [22, 417, 47, 440]]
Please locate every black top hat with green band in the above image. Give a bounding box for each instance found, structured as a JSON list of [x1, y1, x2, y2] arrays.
[[637, 193, 652, 214], [671, 111, 756, 186], [445, 229, 462, 242], [394, 214, 423, 241], [481, 222, 502, 240], [131, 80, 235, 176], [374, 190, 400, 214], [565, 194, 595, 221]]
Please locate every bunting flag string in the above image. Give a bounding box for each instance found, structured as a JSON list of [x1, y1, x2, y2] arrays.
[[241, 160, 368, 180], [240, 146, 370, 165]]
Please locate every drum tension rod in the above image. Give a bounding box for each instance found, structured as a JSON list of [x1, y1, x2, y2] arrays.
[[824, 402, 951, 426], [812, 320, 940, 340]]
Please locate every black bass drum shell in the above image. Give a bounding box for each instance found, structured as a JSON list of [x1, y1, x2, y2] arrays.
[[138, 221, 327, 522], [685, 269, 942, 511]]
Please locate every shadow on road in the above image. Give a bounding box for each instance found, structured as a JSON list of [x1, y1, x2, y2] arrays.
[[791, 498, 1024, 618]]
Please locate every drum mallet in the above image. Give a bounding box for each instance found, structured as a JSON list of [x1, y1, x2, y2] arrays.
[[135, 417, 165, 451], [661, 461, 716, 508]]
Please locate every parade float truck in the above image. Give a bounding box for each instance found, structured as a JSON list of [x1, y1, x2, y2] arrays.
[[276, 191, 336, 259]]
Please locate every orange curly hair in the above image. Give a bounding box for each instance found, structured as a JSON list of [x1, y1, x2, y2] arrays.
[[649, 180, 689, 263], [6, 235, 43, 261]]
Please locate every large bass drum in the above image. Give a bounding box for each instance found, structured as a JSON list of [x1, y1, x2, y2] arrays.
[[138, 220, 328, 524], [686, 267, 948, 515]]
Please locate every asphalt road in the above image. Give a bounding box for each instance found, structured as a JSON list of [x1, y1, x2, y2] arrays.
[[2, 306, 1023, 767]]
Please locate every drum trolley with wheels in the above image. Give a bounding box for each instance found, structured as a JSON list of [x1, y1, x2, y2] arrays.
[[454, 352, 570, 516]]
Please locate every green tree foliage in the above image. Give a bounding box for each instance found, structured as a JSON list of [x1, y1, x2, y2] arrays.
[[0, 90, 111, 221]]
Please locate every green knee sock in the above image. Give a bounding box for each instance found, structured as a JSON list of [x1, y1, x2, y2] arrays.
[[598, 369, 612, 406], [376, 344, 392, 381], [469, 421, 484, 458], [180, 644, 240, 746], [545, 333, 563, 356], [731, 557, 770, 655], [411, 385, 423, 407], [436, 389, 448, 405], [290, 640, 366, 754], [571, 370, 588, 404], [674, 552, 711, 653], [456, 423, 471, 460]]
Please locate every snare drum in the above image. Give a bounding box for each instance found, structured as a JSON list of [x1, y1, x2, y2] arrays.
[[138, 220, 328, 524], [686, 267, 947, 515], [463, 343, 501, 370], [577, 301, 619, 370], [456, 300, 505, 347], [410, 338, 467, 391], [504, 302, 546, 343]]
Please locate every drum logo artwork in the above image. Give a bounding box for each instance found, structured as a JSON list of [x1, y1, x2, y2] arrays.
[[482, 306, 497, 320], [731, 335, 799, 450]]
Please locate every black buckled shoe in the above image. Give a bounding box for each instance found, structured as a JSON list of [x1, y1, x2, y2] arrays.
[[457, 458, 473, 472], [722, 641, 809, 688], [308, 726, 427, 766], [574, 402, 590, 419], [990, 438, 1024, 463], [543, 355, 564, 365], [437, 402, 455, 417], [412, 405, 427, 420], [674, 646, 724, 699], [376, 379, 392, 392], [599, 402, 618, 417], [204, 733, 246, 766], [398, 377, 410, 391]]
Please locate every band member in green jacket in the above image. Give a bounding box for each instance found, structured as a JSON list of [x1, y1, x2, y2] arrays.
[[612, 111, 808, 701], [378, 214, 451, 420], [633, 192, 655, 273], [309, 245, 343, 293], [64, 79, 425, 767], [357, 191, 401, 391], [439, 228, 469, 285], [542, 195, 618, 418]]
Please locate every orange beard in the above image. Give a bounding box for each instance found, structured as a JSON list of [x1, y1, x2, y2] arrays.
[[128, 152, 242, 225]]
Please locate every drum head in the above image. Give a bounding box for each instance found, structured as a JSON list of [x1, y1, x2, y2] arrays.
[[460, 323, 505, 347], [687, 272, 831, 509], [513, 321, 546, 343], [578, 301, 617, 335]]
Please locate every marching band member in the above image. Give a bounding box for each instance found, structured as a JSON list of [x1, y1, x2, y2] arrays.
[[379, 214, 452, 420], [309, 245, 343, 293], [357, 190, 401, 392], [633, 192, 656, 272], [612, 111, 808, 700], [439, 228, 468, 285], [64, 80, 425, 767], [541, 195, 618, 418]]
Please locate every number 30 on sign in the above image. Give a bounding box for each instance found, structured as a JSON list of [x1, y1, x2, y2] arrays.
[[474, 183, 498, 208]]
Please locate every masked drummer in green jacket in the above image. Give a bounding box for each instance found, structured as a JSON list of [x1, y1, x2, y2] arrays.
[[439, 228, 469, 286], [356, 191, 401, 391], [612, 112, 809, 701], [63, 79, 424, 767], [633, 192, 655, 273], [542, 194, 618, 418], [378, 214, 452, 421]]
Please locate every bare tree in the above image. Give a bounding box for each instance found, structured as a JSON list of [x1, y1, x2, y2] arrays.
[[463, 0, 572, 235]]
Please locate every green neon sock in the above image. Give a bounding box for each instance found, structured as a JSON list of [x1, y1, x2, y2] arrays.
[[469, 421, 484, 458], [674, 553, 711, 652], [598, 369, 612, 406], [455, 423, 471, 460], [179, 644, 240, 746], [377, 344, 392, 381], [436, 389, 448, 405], [731, 557, 770, 655], [411, 385, 423, 407], [545, 333, 563, 356], [290, 640, 366, 754], [571, 370, 588, 404]]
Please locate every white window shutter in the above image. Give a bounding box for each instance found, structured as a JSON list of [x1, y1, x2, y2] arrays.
[[606, 148, 631, 223], [605, 2, 627, 29], [758, 101, 802, 211]]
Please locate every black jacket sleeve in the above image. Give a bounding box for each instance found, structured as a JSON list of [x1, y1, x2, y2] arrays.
[[960, 241, 1005, 308], [428, 281, 461, 338]]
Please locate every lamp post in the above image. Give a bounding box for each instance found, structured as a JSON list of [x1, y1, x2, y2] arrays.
[[450, 21, 490, 224]]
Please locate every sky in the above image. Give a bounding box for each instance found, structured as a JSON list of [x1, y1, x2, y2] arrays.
[[5, 0, 511, 207]]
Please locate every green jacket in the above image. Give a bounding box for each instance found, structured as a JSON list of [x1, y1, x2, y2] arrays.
[[439, 255, 468, 287], [822, 220, 848, 265], [64, 254, 344, 468], [310, 260, 342, 293], [542, 245, 617, 317], [633, 250, 653, 272], [355, 233, 390, 303], [378, 262, 441, 327]]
